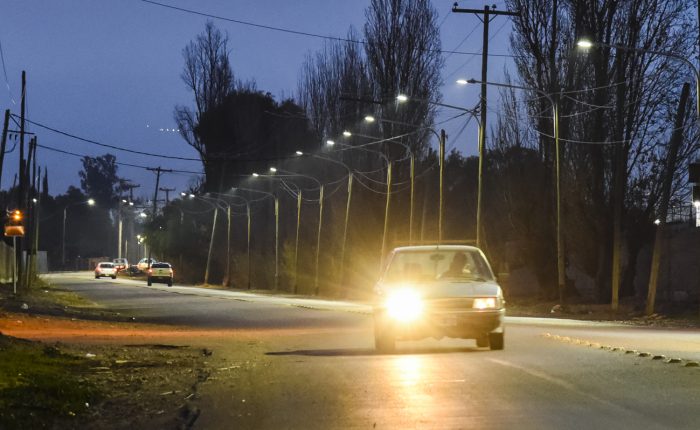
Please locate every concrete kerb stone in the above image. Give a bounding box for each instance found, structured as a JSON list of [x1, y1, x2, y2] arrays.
[[541, 333, 698, 368]]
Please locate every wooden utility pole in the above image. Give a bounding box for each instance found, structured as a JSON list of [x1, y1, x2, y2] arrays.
[[17, 72, 26, 288], [159, 187, 175, 203], [451, 4, 519, 248], [646, 83, 690, 316], [146, 167, 171, 270], [0, 110, 9, 186]]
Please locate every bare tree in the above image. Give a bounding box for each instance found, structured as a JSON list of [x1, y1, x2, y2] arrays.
[[503, 0, 697, 300], [363, 0, 443, 157], [174, 21, 234, 158]]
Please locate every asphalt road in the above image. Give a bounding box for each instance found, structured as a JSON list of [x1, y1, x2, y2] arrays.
[[48, 272, 700, 429]]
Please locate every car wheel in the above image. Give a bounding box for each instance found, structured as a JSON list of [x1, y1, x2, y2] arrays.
[[476, 334, 489, 348], [168, 279, 173, 287], [111, 275, 116, 279], [489, 332, 505, 350], [373, 315, 395, 353], [95, 275, 99, 279], [147, 278, 152, 286]]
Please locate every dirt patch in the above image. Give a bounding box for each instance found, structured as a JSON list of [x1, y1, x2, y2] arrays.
[[0, 278, 213, 429]]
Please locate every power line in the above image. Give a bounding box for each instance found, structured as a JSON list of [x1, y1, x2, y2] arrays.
[[0, 39, 16, 105], [16, 115, 202, 162], [35, 142, 205, 174], [140, 0, 517, 58]]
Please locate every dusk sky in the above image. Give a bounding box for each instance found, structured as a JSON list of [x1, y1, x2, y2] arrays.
[[0, 1, 513, 199]]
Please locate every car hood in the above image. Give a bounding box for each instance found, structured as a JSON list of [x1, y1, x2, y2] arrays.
[[380, 280, 502, 299]]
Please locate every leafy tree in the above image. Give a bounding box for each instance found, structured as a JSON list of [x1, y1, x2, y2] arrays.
[[78, 154, 126, 207]]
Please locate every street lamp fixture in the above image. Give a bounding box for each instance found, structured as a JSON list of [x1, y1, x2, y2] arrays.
[[269, 167, 277, 173], [87, 198, 95, 206], [456, 79, 469, 85], [576, 39, 594, 49], [396, 94, 408, 102], [295, 150, 304, 155], [252, 172, 260, 177], [364, 115, 375, 123], [462, 78, 564, 304], [139, 212, 147, 218], [326, 140, 335, 146], [342, 131, 352, 137]]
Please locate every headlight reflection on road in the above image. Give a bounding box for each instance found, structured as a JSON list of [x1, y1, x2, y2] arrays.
[[394, 355, 423, 387]]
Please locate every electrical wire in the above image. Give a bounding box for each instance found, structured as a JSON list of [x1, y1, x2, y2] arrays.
[[443, 17, 511, 82], [0, 38, 15, 105], [140, 0, 517, 58], [34, 142, 205, 174]]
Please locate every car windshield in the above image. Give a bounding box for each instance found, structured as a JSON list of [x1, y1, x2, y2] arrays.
[[151, 263, 170, 268], [99, 263, 113, 268], [383, 249, 494, 283]]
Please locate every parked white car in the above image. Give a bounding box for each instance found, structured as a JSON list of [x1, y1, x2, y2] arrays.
[[94, 262, 117, 279], [137, 258, 157, 272], [373, 245, 506, 352]]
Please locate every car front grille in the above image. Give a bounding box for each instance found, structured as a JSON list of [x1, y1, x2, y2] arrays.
[[426, 298, 475, 311]]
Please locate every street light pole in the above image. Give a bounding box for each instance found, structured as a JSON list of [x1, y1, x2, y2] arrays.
[[234, 186, 279, 290], [329, 139, 391, 274], [62, 199, 95, 269], [395, 95, 480, 244], [296, 151, 355, 292], [204, 206, 218, 285], [465, 78, 564, 304], [270, 168, 324, 295]]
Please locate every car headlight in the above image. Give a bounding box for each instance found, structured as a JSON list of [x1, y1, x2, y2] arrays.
[[473, 297, 499, 310], [385, 288, 423, 322]]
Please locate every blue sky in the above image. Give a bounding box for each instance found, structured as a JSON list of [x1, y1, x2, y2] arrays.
[[0, 0, 512, 198]]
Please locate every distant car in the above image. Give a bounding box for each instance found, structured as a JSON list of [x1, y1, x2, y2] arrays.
[[95, 262, 117, 279], [137, 258, 157, 272], [113, 258, 129, 273], [147, 262, 173, 287], [373, 245, 505, 352]]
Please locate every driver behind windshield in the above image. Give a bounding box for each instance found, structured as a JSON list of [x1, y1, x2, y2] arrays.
[[439, 252, 469, 279]]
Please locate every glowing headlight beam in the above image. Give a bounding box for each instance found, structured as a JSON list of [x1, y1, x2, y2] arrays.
[[473, 297, 498, 310], [386, 289, 424, 322]]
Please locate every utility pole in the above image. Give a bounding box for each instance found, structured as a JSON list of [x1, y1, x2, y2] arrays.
[[146, 167, 171, 270], [646, 83, 690, 316], [159, 187, 175, 204], [123, 182, 140, 263], [17, 72, 26, 287], [0, 110, 9, 186], [452, 4, 518, 248]]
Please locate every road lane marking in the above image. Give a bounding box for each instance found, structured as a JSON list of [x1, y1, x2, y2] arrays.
[[487, 358, 633, 414]]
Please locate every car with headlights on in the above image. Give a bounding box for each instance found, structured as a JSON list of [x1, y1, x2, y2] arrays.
[[94, 262, 117, 279], [373, 245, 505, 352], [147, 262, 173, 287]]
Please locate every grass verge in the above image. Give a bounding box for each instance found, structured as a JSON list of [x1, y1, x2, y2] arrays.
[[0, 334, 100, 429]]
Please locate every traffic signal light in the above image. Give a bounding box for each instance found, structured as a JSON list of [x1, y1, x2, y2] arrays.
[[4, 209, 25, 237]]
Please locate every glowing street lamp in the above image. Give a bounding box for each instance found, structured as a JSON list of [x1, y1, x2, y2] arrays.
[[461, 78, 564, 304]]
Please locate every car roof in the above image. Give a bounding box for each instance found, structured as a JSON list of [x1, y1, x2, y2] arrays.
[[392, 245, 482, 253]]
